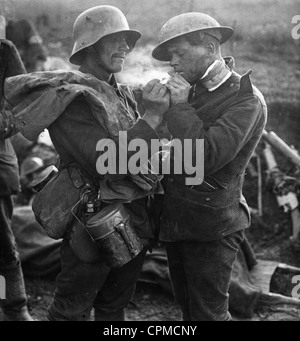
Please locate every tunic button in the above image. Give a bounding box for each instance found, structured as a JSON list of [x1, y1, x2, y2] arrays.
[[168, 178, 174, 183], [205, 197, 211, 202], [230, 83, 234, 88]]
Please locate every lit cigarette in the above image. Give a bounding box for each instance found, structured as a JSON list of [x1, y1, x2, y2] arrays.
[[161, 76, 170, 84], [162, 71, 184, 83]]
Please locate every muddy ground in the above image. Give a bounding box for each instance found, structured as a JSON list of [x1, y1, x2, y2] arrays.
[[22, 277, 300, 322]]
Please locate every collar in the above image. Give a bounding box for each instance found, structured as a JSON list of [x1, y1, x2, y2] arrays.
[[78, 64, 119, 91], [195, 57, 235, 93], [108, 74, 120, 92]]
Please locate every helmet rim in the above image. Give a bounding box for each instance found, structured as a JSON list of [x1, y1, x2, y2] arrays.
[[152, 12, 234, 61], [69, 29, 141, 65], [69, 5, 141, 65]]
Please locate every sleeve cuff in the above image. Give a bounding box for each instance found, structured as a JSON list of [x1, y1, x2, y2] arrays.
[[165, 103, 196, 121], [165, 103, 202, 138], [127, 118, 159, 145]]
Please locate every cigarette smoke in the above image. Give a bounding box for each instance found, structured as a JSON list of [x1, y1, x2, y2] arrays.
[[118, 44, 170, 89]]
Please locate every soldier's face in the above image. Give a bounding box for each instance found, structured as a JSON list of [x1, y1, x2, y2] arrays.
[[167, 36, 211, 83], [94, 33, 130, 73]]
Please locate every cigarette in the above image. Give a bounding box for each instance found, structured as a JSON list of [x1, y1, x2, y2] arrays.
[[161, 75, 170, 84]]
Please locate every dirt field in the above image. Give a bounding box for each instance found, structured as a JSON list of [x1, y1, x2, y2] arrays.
[[18, 255, 300, 321]]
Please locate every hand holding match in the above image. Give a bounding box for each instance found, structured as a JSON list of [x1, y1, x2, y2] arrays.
[[165, 71, 191, 105], [142, 79, 170, 130]]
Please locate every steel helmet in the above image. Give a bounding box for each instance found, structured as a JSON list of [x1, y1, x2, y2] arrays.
[[152, 12, 234, 61], [69, 5, 141, 65]]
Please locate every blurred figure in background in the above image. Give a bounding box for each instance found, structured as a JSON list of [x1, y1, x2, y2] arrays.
[[6, 18, 68, 169], [6, 18, 47, 72], [6, 18, 52, 171], [0, 37, 33, 321], [7, 18, 73, 73]]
